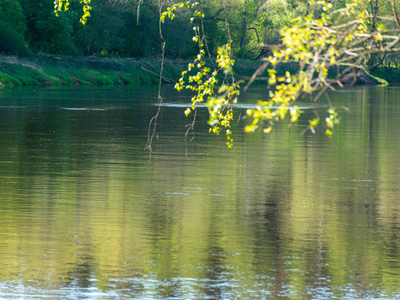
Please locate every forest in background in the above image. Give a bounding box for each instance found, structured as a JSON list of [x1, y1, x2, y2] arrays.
[[1, 0, 313, 58], [2, 0, 400, 86], [0, 0, 367, 59]]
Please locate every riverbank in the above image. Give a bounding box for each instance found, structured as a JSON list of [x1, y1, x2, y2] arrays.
[[0, 54, 386, 88], [0, 55, 184, 88], [369, 67, 400, 84]]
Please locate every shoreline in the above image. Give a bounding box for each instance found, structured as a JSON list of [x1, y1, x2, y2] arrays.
[[0, 54, 391, 89], [0, 55, 183, 88]]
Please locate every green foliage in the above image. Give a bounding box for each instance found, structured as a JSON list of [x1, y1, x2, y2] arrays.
[[72, 0, 128, 55], [0, 21, 31, 56], [166, 2, 240, 147], [21, 0, 75, 54], [0, 0, 395, 63], [243, 0, 391, 135], [54, 0, 91, 24], [0, 0, 30, 55], [176, 45, 239, 147], [0, 0, 27, 34], [161, 0, 400, 146], [162, 6, 199, 58]]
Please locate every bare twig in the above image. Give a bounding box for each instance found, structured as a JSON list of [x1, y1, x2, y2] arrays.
[[145, 0, 167, 155]]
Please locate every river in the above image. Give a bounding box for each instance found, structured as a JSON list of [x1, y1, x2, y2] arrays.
[[0, 85, 399, 299]]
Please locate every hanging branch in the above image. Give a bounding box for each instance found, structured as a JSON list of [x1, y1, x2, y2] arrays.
[[243, 0, 400, 136], [145, 0, 167, 154]]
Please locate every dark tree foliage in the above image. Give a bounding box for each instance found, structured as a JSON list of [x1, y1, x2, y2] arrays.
[[20, 0, 75, 53], [0, 0, 30, 55], [2, 0, 303, 58]]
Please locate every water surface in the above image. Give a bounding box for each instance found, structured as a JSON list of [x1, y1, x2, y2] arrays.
[[0, 85, 400, 299]]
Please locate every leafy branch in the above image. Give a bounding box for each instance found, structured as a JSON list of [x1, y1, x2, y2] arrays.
[[163, 1, 240, 148], [54, 0, 92, 24], [163, 0, 400, 146], [243, 0, 400, 135]]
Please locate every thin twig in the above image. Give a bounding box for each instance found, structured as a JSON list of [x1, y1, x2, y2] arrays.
[[145, 0, 167, 155]]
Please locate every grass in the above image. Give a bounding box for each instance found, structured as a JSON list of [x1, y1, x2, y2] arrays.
[[0, 54, 387, 89], [0, 55, 183, 88]]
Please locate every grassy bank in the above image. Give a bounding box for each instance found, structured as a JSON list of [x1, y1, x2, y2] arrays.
[[0, 54, 385, 89], [369, 67, 400, 84], [0, 55, 187, 88], [0, 55, 271, 88]]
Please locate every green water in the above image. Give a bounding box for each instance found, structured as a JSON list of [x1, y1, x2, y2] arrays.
[[0, 85, 400, 299]]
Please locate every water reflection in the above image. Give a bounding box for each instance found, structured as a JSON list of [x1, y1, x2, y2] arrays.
[[0, 86, 400, 298]]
